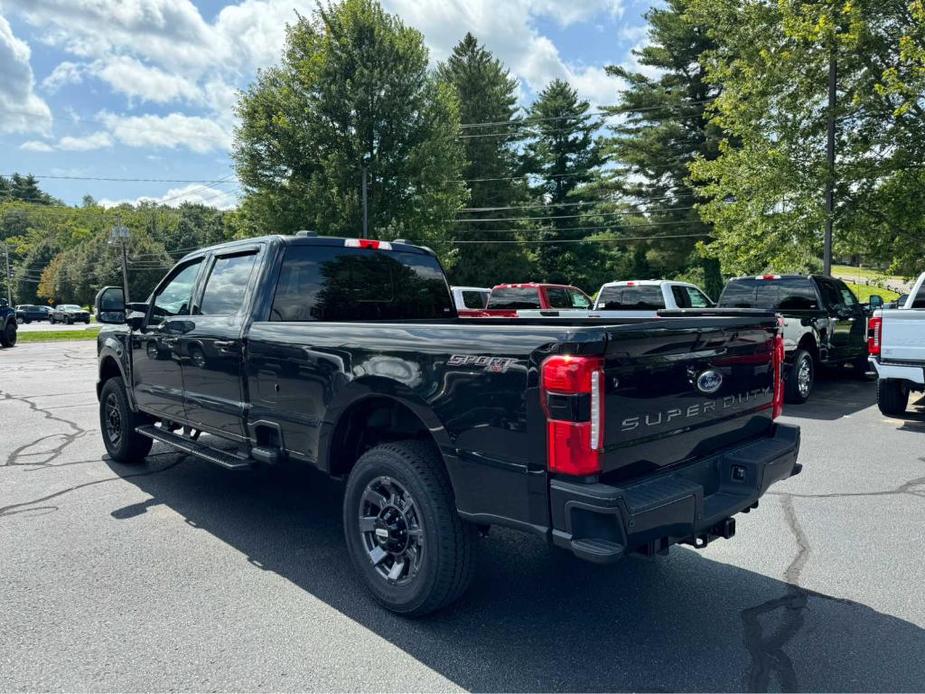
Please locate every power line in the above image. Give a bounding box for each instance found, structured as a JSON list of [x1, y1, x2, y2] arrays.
[[449, 232, 713, 245], [458, 193, 697, 212], [451, 206, 697, 224], [457, 99, 714, 129], [0, 173, 234, 184], [450, 219, 700, 235]]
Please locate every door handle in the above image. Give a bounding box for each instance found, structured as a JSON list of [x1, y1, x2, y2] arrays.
[[214, 340, 236, 350]]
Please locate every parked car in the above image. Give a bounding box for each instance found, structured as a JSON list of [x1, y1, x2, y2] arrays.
[[450, 286, 490, 317], [15, 304, 52, 323], [51, 304, 91, 324], [0, 300, 16, 347], [472, 282, 593, 317], [94, 233, 800, 616], [717, 274, 871, 403], [517, 280, 714, 319], [868, 272, 925, 416]]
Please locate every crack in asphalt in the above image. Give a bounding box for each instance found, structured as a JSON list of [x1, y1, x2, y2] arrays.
[[768, 476, 925, 501], [741, 494, 809, 692], [0, 457, 186, 519], [0, 389, 90, 467]]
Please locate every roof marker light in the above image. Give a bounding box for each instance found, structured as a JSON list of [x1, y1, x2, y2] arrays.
[[345, 238, 391, 250]]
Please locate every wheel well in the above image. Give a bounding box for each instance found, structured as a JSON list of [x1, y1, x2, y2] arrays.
[[328, 396, 439, 477], [97, 356, 122, 398], [797, 334, 818, 357]]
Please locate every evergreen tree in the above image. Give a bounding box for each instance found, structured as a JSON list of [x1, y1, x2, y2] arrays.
[[437, 33, 531, 285], [605, 0, 723, 296], [521, 79, 603, 290], [234, 0, 466, 249]]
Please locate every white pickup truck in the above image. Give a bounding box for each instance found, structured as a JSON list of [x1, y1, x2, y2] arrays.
[[869, 272, 925, 416], [516, 280, 713, 319]]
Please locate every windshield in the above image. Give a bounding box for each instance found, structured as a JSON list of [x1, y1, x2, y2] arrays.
[[59, 305, 82, 310], [718, 278, 819, 310]]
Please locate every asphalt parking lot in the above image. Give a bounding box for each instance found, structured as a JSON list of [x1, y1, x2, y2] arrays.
[[1, 342, 923, 692]]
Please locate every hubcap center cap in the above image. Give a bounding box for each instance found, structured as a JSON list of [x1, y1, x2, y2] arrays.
[[374, 507, 408, 553]]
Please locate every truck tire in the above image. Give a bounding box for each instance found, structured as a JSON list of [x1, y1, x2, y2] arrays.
[[852, 356, 870, 376], [99, 378, 153, 463], [0, 320, 16, 347], [343, 440, 476, 616], [785, 349, 814, 404], [877, 379, 909, 417]]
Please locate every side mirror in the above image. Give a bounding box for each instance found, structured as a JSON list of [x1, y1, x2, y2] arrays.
[[94, 286, 125, 324], [868, 294, 884, 309]]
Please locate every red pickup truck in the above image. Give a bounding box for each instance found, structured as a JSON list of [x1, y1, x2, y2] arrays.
[[467, 283, 593, 317]]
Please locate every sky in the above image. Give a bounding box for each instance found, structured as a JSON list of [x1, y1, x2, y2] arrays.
[[0, 0, 656, 208]]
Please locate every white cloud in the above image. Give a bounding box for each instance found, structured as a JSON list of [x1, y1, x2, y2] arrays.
[[41, 60, 85, 91], [19, 130, 112, 151], [99, 111, 233, 153], [96, 55, 200, 104], [57, 131, 113, 151], [100, 183, 239, 210], [20, 140, 54, 152], [0, 15, 52, 134]]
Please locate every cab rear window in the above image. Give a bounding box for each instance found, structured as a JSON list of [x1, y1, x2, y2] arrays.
[[596, 285, 665, 310], [270, 245, 453, 321], [487, 288, 541, 309], [718, 278, 819, 310]]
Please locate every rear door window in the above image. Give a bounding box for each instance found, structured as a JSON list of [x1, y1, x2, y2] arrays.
[[596, 285, 665, 310], [487, 288, 541, 309], [672, 285, 711, 308], [270, 245, 453, 321], [198, 252, 258, 316]]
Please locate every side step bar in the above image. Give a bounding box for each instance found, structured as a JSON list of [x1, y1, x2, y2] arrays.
[[135, 425, 253, 470]]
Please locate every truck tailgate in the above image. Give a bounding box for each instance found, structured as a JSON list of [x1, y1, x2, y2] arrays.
[[600, 316, 778, 482], [881, 309, 925, 363]]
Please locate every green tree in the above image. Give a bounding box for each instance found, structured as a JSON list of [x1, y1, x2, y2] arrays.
[[605, 0, 723, 296], [234, 0, 466, 250], [437, 33, 531, 285], [688, 0, 925, 275], [520, 79, 603, 289]]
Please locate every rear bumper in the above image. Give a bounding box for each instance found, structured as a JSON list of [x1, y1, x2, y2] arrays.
[[549, 423, 801, 563], [870, 359, 925, 385]]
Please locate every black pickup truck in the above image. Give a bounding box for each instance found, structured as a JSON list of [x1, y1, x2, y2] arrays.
[[94, 233, 801, 615], [717, 274, 874, 403]]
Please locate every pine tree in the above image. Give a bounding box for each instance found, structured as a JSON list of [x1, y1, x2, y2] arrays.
[[605, 0, 723, 297], [521, 79, 603, 289], [437, 33, 530, 286]]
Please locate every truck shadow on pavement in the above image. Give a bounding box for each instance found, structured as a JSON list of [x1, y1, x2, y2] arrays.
[[782, 371, 876, 421], [110, 454, 925, 693]]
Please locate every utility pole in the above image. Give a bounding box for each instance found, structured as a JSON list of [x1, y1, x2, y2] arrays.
[[361, 154, 371, 239], [2, 242, 11, 306], [823, 52, 836, 275], [109, 220, 130, 305]]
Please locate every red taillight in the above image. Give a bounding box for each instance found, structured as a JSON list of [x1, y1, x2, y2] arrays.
[[868, 316, 882, 356], [541, 355, 604, 476], [772, 325, 785, 419]]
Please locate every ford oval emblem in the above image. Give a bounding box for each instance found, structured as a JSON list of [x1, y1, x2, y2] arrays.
[[696, 369, 723, 394]]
